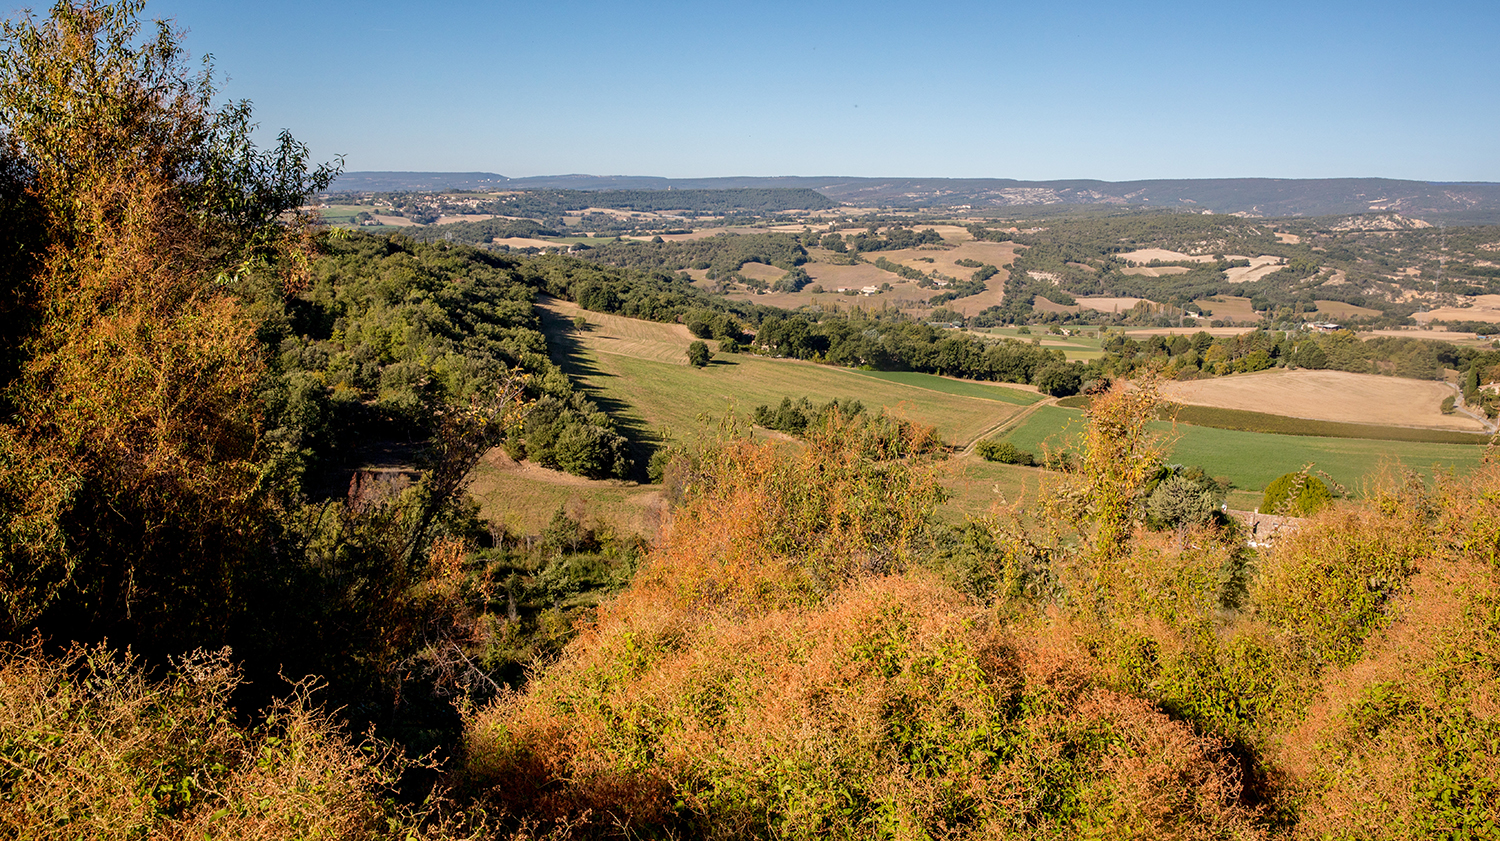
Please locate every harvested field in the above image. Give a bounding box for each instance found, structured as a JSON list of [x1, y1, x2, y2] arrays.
[[1117, 248, 1213, 264], [537, 296, 696, 365], [372, 214, 417, 227], [1126, 326, 1258, 338], [1160, 368, 1483, 432], [1077, 296, 1145, 313], [1275, 231, 1301, 244], [1413, 294, 1500, 324], [737, 261, 785, 281], [878, 241, 1019, 279], [1314, 299, 1381, 318], [434, 214, 497, 225], [645, 230, 726, 242], [493, 237, 568, 249], [1195, 296, 1257, 322], [1122, 266, 1188, 277], [1364, 328, 1495, 347], [803, 262, 894, 289], [1224, 256, 1285, 284], [1122, 265, 1190, 277], [1033, 298, 1079, 315]]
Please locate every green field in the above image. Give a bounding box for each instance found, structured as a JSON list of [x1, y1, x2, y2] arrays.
[[999, 406, 1487, 494], [569, 352, 1024, 449], [979, 327, 1104, 361], [1055, 397, 1492, 446], [848, 369, 1044, 406]]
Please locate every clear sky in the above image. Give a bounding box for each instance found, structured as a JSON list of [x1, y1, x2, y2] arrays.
[[76, 0, 1500, 181]]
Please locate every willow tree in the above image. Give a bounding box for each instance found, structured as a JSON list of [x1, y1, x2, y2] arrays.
[[0, 0, 338, 647]]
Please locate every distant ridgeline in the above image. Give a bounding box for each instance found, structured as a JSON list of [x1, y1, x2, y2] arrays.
[[333, 172, 1500, 223]]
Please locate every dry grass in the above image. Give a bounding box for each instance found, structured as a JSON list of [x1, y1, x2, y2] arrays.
[[1121, 266, 1191, 277], [462, 425, 1263, 839], [1117, 248, 1215, 263], [1413, 293, 1500, 324], [1313, 299, 1381, 319], [1077, 295, 1147, 313], [1196, 295, 1259, 322], [1224, 256, 1285, 284], [736, 261, 784, 281], [1160, 368, 1483, 431], [0, 644, 416, 840], [538, 296, 696, 365]]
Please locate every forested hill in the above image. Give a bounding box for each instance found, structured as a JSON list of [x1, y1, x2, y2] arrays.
[[333, 171, 1500, 222]]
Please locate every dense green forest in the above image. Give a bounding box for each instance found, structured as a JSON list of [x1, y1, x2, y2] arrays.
[[4, 4, 1500, 839]]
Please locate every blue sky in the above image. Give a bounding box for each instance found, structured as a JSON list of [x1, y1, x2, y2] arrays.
[[100, 1, 1500, 180]]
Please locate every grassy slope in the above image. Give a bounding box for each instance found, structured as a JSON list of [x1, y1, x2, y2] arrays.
[[1001, 405, 1487, 494], [846, 369, 1043, 406], [469, 301, 1034, 535]]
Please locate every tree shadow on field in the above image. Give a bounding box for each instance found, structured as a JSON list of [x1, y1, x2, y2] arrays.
[[534, 301, 657, 478]]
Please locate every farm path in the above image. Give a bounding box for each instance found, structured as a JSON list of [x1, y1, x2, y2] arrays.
[[961, 396, 1059, 454], [1447, 382, 1499, 434]]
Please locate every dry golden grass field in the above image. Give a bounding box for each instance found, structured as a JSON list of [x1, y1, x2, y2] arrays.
[[493, 237, 569, 249], [1314, 299, 1382, 319], [1413, 294, 1500, 324], [1121, 266, 1190, 277], [1117, 248, 1215, 263], [1032, 298, 1078, 316], [537, 296, 697, 365], [434, 214, 497, 225], [802, 262, 900, 289], [1223, 256, 1285, 284], [1160, 368, 1483, 431], [1077, 296, 1147, 313], [1364, 328, 1496, 349], [1194, 295, 1258, 321], [737, 261, 785, 281], [1127, 326, 1259, 338]]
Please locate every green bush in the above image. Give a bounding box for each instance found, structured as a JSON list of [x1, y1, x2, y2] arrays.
[[687, 340, 711, 367], [975, 438, 1035, 465], [1262, 471, 1333, 516]]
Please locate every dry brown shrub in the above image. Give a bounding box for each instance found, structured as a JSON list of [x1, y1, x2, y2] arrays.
[[1252, 471, 1435, 672], [1261, 464, 1500, 837], [467, 532, 1263, 839], [0, 642, 418, 840]]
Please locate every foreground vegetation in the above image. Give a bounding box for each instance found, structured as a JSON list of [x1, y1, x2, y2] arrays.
[[4, 3, 1500, 838]]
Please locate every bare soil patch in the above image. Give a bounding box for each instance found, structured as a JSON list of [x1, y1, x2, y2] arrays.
[[1275, 231, 1302, 244], [1161, 369, 1482, 431]]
